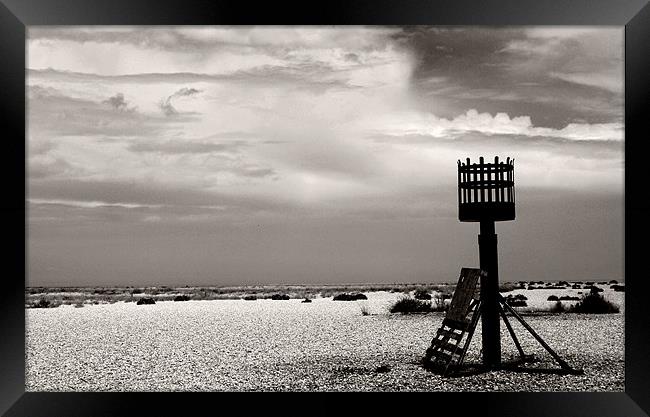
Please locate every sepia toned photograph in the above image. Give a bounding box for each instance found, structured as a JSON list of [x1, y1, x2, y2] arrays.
[[26, 26, 624, 392]]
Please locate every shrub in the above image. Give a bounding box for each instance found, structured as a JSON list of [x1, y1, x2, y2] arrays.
[[585, 285, 604, 293], [271, 294, 290, 300], [611, 285, 625, 292], [243, 295, 257, 301], [547, 295, 559, 301], [608, 280, 618, 285], [389, 296, 433, 314], [333, 293, 367, 301], [430, 293, 448, 312], [572, 292, 619, 314], [414, 289, 431, 300], [498, 283, 517, 293], [559, 295, 580, 301], [505, 296, 527, 307], [549, 301, 567, 313], [359, 303, 370, 316], [33, 298, 51, 308], [301, 298, 312, 303], [572, 284, 582, 289], [136, 297, 156, 305], [173, 295, 191, 302]]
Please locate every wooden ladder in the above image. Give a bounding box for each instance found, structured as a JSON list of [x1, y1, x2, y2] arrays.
[[424, 299, 481, 376]]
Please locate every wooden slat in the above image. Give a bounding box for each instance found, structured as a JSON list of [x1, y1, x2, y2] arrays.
[[436, 328, 463, 341], [432, 340, 461, 354], [442, 318, 469, 332], [431, 350, 454, 363], [446, 268, 481, 322]]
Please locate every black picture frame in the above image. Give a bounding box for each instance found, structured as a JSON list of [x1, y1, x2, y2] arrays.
[[2, 0, 649, 415]]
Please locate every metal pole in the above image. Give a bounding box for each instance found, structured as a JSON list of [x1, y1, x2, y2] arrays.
[[479, 220, 500, 368]]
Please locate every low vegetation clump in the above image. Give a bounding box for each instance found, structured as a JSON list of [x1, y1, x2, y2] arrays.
[[498, 283, 517, 293], [243, 295, 257, 301], [270, 294, 290, 300], [333, 293, 367, 301], [610, 285, 625, 292], [572, 292, 619, 314], [389, 296, 434, 314], [413, 289, 431, 300], [301, 298, 312, 303], [359, 303, 370, 316], [548, 301, 567, 313], [173, 295, 191, 302], [547, 295, 559, 301], [505, 294, 527, 307], [136, 297, 156, 305], [32, 298, 54, 308], [559, 295, 580, 301]]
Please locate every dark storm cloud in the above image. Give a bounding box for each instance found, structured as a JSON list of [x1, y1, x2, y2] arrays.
[[395, 27, 623, 127]]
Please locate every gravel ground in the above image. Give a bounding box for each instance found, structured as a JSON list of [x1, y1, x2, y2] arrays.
[[26, 291, 624, 392]]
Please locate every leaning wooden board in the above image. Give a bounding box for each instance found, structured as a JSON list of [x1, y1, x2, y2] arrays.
[[445, 268, 481, 323]]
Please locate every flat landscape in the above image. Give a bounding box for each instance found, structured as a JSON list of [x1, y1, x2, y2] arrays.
[[25, 282, 624, 392]]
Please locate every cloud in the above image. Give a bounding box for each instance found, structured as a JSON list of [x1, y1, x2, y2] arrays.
[[28, 198, 162, 210], [128, 139, 245, 155], [365, 108, 623, 142], [103, 93, 134, 112], [158, 87, 202, 116]]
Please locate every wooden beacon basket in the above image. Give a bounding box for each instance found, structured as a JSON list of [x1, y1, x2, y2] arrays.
[[458, 156, 515, 222]]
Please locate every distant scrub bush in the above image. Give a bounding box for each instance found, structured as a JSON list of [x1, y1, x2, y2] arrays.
[[173, 295, 191, 302], [413, 289, 431, 300], [359, 303, 370, 316], [243, 295, 257, 301], [271, 294, 290, 300], [559, 295, 580, 301], [333, 293, 367, 301], [549, 301, 567, 313], [572, 292, 619, 314], [389, 296, 433, 314], [301, 298, 312, 303], [32, 298, 53, 308], [136, 298, 156, 305], [498, 283, 517, 293], [547, 295, 559, 301], [504, 294, 527, 307], [611, 285, 625, 292], [506, 294, 527, 301]]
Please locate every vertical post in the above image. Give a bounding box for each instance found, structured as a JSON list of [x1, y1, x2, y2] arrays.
[[479, 219, 500, 368]]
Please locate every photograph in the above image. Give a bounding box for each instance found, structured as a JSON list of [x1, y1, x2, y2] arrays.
[[25, 25, 625, 392]]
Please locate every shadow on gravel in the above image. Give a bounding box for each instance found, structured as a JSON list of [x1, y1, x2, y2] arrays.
[[422, 356, 584, 377]]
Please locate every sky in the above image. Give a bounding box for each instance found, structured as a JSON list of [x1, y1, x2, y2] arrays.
[[26, 26, 624, 287]]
